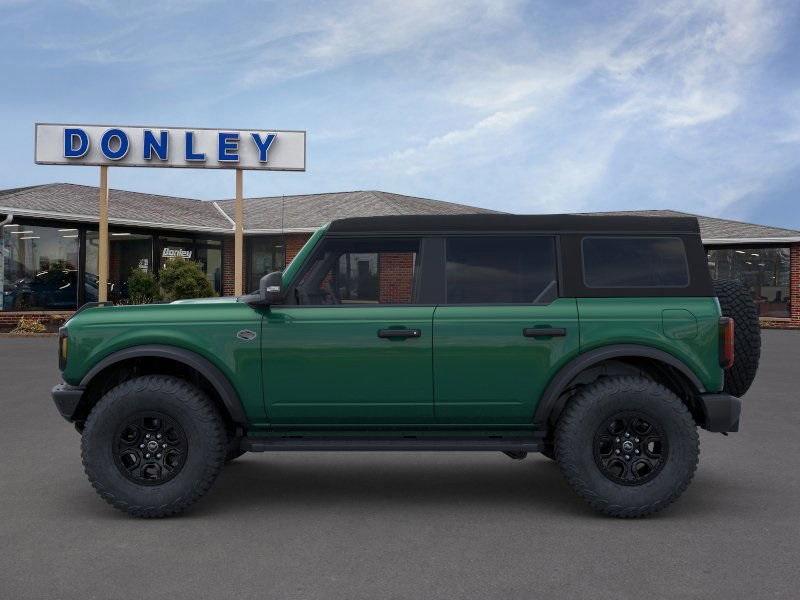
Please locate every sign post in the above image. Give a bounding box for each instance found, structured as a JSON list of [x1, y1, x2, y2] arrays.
[[98, 166, 109, 302], [235, 169, 244, 295], [34, 123, 306, 300]]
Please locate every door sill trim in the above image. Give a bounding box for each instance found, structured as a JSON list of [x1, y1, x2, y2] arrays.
[[241, 436, 542, 452]]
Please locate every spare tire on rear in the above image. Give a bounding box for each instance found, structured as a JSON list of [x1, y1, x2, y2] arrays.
[[714, 279, 761, 397]]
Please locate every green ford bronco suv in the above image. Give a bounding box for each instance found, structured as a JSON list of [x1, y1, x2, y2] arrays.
[[52, 214, 760, 518]]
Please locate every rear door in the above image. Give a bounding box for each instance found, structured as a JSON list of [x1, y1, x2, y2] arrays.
[[262, 236, 434, 424], [432, 236, 579, 424]]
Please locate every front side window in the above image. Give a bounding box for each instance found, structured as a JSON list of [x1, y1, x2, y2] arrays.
[[294, 238, 419, 305], [707, 247, 790, 318], [582, 236, 689, 288], [445, 236, 557, 304], [2, 223, 80, 310]]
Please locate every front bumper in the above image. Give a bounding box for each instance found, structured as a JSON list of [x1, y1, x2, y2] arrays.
[[52, 383, 85, 422], [699, 393, 742, 433]]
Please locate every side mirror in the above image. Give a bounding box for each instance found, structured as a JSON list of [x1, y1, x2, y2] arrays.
[[260, 271, 283, 305], [239, 271, 283, 306]]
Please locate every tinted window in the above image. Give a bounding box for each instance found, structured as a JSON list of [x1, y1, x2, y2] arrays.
[[2, 224, 79, 310], [295, 238, 419, 305], [582, 237, 689, 288], [446, 237, 557, 304]]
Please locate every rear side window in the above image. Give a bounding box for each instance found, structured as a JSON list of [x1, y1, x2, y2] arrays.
[[446, 236, 557, 304], [582, 236, 689, 288]]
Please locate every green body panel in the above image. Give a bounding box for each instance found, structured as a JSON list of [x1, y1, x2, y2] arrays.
[[432, 299, 580, 423], [282, 224, 327, 286], [59, 227, 725, 434], [261, 306, 434, 424], [62, 300, 267, 421], [577, 297, 723, 392]]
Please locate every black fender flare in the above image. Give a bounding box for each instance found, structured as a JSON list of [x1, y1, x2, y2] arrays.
[[80, 344, 247, 424], [533, 344, 706, 427]]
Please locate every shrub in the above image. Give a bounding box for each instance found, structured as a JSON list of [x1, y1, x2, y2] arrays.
[[10, 316, 47, 334], [159, 259, 215, 302], [127, 269, 161, 304]]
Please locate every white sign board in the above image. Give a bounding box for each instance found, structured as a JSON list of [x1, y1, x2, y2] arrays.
[[34, 123, 306, 171]]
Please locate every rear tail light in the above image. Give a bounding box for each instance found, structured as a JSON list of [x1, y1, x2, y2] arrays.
[[719, 317, 734, 369]]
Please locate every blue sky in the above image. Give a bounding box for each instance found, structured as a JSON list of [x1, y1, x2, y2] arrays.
[[1, 0, 799, 227]]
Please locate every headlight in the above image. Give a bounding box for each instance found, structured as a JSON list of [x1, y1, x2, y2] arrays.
[[58, 327, 68, 371]]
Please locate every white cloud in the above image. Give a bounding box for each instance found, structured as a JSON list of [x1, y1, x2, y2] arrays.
[[238, 0, 521, 88], [379, 106, 535, 175]]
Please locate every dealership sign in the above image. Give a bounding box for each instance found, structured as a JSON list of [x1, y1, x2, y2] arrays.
[[162, 247, 192, 260], [34, 123, 306, 171]]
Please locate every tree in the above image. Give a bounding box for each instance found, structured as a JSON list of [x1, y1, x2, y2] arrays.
[[127, 269, 160, 304], [158, 259, 215, 302]]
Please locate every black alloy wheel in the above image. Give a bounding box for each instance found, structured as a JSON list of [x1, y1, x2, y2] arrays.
[[114, 412, 188, 485], [593, 412, 667, 485]]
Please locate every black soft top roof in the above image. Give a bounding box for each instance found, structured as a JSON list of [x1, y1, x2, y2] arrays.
[[327, 213, 701, 235]]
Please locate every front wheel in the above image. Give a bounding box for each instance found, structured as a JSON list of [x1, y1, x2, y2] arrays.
[[555, 376, 699, 518], [81, 375, 227, 518]]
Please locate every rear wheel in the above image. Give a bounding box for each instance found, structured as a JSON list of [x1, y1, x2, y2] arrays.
[[714, 279, 761, 397], [555, 376, 699, 518], [81, 375, 226, 518]]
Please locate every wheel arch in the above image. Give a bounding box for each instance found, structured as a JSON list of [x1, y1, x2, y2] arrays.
[[534, 344, 706, 429], [77, 345, 247, 427]]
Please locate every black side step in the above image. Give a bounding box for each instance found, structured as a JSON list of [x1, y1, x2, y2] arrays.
[[241, 436, 542, 453]]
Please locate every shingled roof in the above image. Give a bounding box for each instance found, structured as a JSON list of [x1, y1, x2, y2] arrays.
[[1, 183, 798, 243], [214, 190, 497, 232], [0, 183, 230, 232]]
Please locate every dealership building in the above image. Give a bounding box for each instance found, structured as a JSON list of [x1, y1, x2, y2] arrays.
[[1, 182, 798, 328]]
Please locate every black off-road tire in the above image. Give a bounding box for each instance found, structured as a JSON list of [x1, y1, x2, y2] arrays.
[[81, 375, 226, 518], [714, 279, 761, 397], [225, 435, 246, 463], [540, 444, 555, 460], [555, 376, 699, 518]]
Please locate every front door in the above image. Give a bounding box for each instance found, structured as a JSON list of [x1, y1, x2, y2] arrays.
[[433, 236, 580, 424], [262, 236, 434, 424]]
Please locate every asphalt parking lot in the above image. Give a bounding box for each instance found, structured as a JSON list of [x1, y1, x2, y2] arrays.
[[1, 332, 799, 600]]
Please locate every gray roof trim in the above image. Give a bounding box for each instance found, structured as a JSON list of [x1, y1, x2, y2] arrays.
[[211, 201, 235, 229], [0, 206, 232, 233], [244, 227, 318, 234], [703, 237, 800, 244]]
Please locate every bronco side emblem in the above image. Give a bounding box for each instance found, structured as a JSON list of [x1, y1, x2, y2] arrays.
[[236, 329, 257, 341]]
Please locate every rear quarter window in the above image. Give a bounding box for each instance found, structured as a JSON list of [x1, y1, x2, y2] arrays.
[[582, 236, 690, 288]]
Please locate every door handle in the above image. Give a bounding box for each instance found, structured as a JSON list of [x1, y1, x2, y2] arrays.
[[523, 327, 567, 338], [378, 328, 422, 339]]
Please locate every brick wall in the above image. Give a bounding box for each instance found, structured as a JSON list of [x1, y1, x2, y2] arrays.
[[220, 233, 311, 296], [285, 234, 311, 264], [791, 244, 800, 323], [222, 237, 235, 296], [378, 253, 414, 303], [758, 242, 800, 329]]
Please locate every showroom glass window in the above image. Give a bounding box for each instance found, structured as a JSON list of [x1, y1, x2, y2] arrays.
[[85, 230, 154, 304], [294, 238, 419, 305], [445, 236, 557, 303], [247, 236, 285, 293], [2, 223, 80, 310], [195, 239, 223, 295], [158, 236, 223, 296], [707, 247, 790, 318]]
